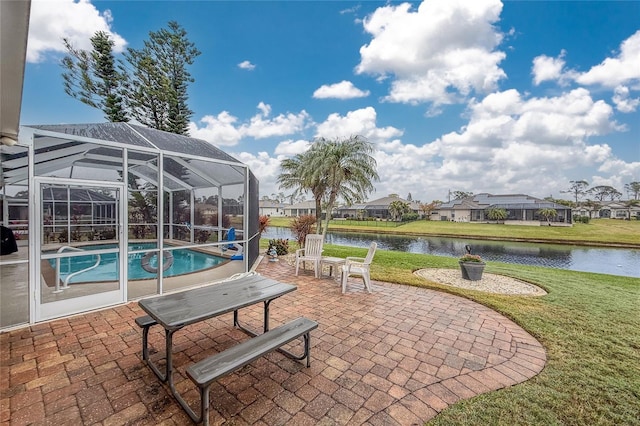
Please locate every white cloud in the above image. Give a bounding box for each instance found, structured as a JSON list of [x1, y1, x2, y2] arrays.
[[531, 50, 568, 85], [576, 30, 640, 88], [189, 103, 312, 146], [274, 139, 312, 156], [241, 104, 311, 139], [231, 151, 283, 197], [315, 107, 403, 143], [27, 0, 126, 63], [416, 88, 626, 198], [612, 85, 640, 113], [356, 0, 506, 108], [313, 81, 370, 99], [238, 60, 256, 70], [188, 111, 243, 147], [214, 87, 632, 204]]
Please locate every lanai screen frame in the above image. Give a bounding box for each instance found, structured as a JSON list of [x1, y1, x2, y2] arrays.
[[0, 122, 259, 328]]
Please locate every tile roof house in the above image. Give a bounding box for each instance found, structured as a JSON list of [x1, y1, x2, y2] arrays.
[[436, 193, 573, 225], [335, 194, 421, 219]]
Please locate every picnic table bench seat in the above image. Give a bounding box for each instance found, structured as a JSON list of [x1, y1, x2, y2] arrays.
[[184, 317, 318, 425]]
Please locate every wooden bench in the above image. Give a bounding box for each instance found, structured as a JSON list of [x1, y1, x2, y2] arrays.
[[184, 317, 318, 425], [135, 315, 157, 361]]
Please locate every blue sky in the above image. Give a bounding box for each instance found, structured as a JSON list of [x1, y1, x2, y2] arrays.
[[22, 0, 640, 203]]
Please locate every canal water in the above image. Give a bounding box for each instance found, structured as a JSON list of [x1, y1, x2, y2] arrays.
[[262, 227, 640, 278]]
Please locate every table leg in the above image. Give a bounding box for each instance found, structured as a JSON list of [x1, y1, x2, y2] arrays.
[[144, 328, 176, 384], [234, 299, 274, 336]]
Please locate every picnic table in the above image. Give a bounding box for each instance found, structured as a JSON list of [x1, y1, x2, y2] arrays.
[[137, 273, 297, 418]]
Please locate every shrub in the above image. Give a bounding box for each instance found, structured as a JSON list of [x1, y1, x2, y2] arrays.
[[258, 215, 270, 236], [290, 214, 316, 247], [581, 216, 590, 224], [402, 212, 419, 221], [267, 238, 289, 256], [195, 230, 211, 243], [460, 254, 483, 262]]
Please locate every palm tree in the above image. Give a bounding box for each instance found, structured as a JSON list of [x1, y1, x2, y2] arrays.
[[537, 208, 558, 224], [624, 182, 640, 200], [307, 136, 379, 238], [582, 199, 601, 218], [486, 207, 507, 223], [388, 200, 410, 222], [277, 153, 327, 234]]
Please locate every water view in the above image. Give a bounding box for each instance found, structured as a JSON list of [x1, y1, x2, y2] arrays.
[[262, 227, 640, 278]]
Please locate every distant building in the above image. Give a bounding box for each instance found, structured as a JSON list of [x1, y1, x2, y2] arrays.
[[575, 200, 640, 220], [334, 194, 421, 220], [283, 200, 317, 217], [258, 200, 287, 216], [436, 193, 573, 225]]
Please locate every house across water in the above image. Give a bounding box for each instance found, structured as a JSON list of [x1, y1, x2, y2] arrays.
[[435, 193, 573, 225]]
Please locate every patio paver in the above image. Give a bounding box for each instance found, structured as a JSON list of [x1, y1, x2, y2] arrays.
[[1, 259, 546, 425]]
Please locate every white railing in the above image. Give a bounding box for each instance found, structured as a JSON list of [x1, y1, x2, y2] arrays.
[[53, 246, 101, 293]]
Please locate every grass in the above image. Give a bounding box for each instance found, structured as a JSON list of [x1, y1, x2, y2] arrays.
[[260, 235, 640, 424], [266, 216, 640, 247], [315, 244, 640, 425]]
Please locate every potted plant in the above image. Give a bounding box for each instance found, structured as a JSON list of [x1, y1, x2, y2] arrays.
[[459, 253, 485, 281]]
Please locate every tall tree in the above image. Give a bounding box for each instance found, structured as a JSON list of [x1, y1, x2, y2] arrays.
[[123, 21, 200, 134], [452, 191, 473, 200], [624, 182, 640, 200], [61, 31, 128, 122], [588, 185, 622, 202], [277, 153, 327, 233], [562, 180, 589, 203], [307, 136, 379, 238]]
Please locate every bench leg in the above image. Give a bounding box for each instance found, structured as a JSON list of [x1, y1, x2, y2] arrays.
[[141, 325, 151, 361], [305, 332, 311, 368], [200, 386, 210, 426], [276, 332, 312, 366]]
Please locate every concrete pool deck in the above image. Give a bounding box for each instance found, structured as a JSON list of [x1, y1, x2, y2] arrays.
[[0, 257, 546, 425]]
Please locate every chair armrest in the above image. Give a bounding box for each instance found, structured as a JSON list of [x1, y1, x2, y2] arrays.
[[295, 248, 305, 257], [345, 256, 365, 264]]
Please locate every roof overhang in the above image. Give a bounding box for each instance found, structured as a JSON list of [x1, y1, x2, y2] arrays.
[[0, 0, 31, 146]]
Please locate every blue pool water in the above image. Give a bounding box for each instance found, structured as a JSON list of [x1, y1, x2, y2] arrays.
[[49, 243, 227, 283]]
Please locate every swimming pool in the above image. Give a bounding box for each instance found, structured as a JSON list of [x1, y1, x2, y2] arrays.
[[49, 243, 228, 283]]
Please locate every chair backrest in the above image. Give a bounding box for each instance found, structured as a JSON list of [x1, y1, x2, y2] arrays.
[[363, 242, 377, 265], [304, 234, 324, 257]]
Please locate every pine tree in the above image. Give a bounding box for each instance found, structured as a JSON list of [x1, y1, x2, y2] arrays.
[[61, 31, 128, 122], [123, 21, 200, 135]]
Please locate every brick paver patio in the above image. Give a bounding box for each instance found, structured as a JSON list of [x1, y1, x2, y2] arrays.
[[1, 258, 546, 425]]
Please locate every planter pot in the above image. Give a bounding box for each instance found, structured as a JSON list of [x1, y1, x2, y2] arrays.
[[459, 261, 486, 281]]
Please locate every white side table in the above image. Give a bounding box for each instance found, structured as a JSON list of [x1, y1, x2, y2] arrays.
[[320, 257, 346, 280]]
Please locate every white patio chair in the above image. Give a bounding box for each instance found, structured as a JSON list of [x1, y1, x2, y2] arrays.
[[294, 234, 324, 278], [341, 242, 377, 294]]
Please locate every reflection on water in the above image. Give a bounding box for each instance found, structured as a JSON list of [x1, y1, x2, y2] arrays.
[[262, 228, 640, 278]]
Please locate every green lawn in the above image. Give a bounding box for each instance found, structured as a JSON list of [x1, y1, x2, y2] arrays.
[[266, 216, 640, 247], [312, 244, 640, 425]]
